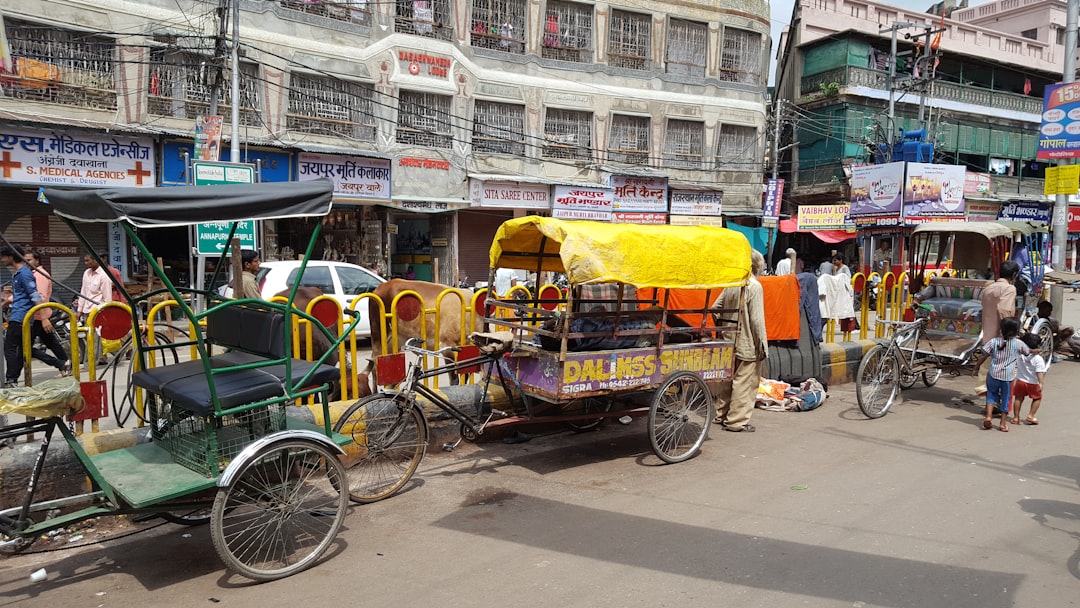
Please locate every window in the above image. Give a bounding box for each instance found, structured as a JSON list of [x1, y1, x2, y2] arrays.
[[663, 120, 704, 169], [470, 0, 526, 53], [395, 0, 453, 41], [148, 49, 262, 126], [397, 90, 453, 148], [666, 19, 706, 78], [279, 0, 371, 25], [473, 101, 526, 156], [719, 28, 762, 84], [336, 266, 382, 295], [542, 1, 594, 62], [288, 74, 376, 141], [1020, 28, 1038, 41], [543, 108, 592, 160], [716, 124, 757, 168], [607, 114, 650, 165], [608, 10, 651, 70], [2, 18, 116, 110], [287, 265, 335, 294]]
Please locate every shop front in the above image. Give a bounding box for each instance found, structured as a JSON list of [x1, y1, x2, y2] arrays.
[[462, 178, 552, 285], [389, 155, 470, 284]]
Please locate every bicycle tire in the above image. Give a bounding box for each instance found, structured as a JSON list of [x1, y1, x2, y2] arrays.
[[333, 393, 428, 503], [648, 372, 711, 464], [856, 345, 900, 419], [562, 397, 613, 432], [111, 330, 184, 427]]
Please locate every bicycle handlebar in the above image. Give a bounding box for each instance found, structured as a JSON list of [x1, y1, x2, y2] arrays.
[[402, 337, 459, 358]]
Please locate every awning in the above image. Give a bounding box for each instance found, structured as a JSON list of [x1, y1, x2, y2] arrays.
[[779, 217, 855, 243]]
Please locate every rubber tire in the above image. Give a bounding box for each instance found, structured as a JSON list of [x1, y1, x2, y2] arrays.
[[158, 508, 212, 526], [856, 345, 900, 419], [1034, 320, 1055, 364], [562, 397, 613, 432], [922, 369, 943, 387], [333, 393, 428, 504], [210, 439, 347, 582], [899, 370, 918, 390], [647, 372, 712, 464]]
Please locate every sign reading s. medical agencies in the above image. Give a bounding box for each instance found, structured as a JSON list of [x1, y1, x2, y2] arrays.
[[1037, 82, 1080, 160], [0, 128, 155, 187]]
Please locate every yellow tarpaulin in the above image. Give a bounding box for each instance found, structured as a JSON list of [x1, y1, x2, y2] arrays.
[[489, 216, 751, 289]]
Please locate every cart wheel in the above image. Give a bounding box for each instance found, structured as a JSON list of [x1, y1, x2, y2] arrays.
[[210, 439, 347, 581], [333, 394, 427, 504], [159, 508, 212, 526], [856, 345, 900, 419], [562, 397, 613, 432], [1034, 320, 1055, 364], [922, 369, 942, 387], [647, 372, 712, 464]]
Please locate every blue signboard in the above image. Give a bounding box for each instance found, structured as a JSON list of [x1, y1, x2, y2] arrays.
[[1037, 82, 1080, 160], [762, 178, 783, 219], [160, 141, 293, 185], [997, 201, 1051, 225]]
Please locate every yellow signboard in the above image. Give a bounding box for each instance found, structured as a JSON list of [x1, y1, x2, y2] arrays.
[[1044, 165, 1080, 195], [797, 204, 854, 230]]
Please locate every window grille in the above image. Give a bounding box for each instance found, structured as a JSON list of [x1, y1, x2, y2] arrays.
[[1, 19, 116, 110], [719, 28, 762, 84], [542, 1, 594, 62], [663, 120, 703, 169], [607, 114, 650, 165], [608, 10, 651, 70], [279, 0, 371, 25], [397, 90, 453, 148], [666, 19, 706, 78], [470, 0, 526, 53], [148, 50, 262, 126], [543, 108, 592, 160], [472, 100, 525, 155], [395, 0, 454, 41], [716, 124, 758, 168], [287, 73, 376, 141]]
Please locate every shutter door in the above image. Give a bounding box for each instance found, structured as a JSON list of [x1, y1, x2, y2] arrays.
[[457, 209, 513, 287]]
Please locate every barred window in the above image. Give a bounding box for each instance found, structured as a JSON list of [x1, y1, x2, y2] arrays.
[[148, 50, 262, 127], [279, 0, 371, 25], [397, 90, 453, 148], [473, 100, 525, 156], [607, 114, 650, 165], [395, 0, 454, 41], [666, 19, 706, 78], [542, 1, 594, 63], [663, 120, 703, 170], [287, 74, 376, 141], [716, 124, 758, 168], [543, 108, 592, 160], [608, 10, 651, 70], [719, 28, 763, 84], [1, 18, 116, 110], [470, 0, 526, 53]]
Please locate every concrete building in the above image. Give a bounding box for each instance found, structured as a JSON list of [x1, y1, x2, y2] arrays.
[[0, 0, 769, 292]]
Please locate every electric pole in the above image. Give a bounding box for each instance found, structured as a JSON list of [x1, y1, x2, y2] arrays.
[[1054, 0, 1079, 271]]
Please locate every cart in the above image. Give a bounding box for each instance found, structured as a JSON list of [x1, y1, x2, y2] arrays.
[[1, 179, 355, 581]]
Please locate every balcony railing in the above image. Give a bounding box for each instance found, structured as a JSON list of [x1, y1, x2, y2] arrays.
[[800, 66, 1042, 115]]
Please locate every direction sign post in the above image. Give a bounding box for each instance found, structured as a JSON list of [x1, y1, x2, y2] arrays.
[[189, 160, 259, 304]]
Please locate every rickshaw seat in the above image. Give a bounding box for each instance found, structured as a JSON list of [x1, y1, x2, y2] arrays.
[[157, 369, 286, 416], [212, 350, 340, 386]]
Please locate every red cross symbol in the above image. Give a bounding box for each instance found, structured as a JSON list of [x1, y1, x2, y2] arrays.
[[127, 160, 152, 186], [0, 151, 23, 179]]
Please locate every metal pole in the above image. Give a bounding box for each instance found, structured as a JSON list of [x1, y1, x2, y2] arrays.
[[1054, 0, 1079, 271], [230, 0, 241, 163], [888, 26, 898, 150]]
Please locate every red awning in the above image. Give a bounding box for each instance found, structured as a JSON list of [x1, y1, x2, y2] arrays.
[[779, 215, 855, 243]]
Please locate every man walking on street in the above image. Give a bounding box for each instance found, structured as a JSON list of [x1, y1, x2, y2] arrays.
[[977, 259, 1019, 395], [24, 250, 70, 376], [711, 250, 769, 433], [77, 253, 112, 366], [1, 246, 44, 387]]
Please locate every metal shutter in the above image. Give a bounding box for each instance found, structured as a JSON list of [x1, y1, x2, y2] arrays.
[[456, 209, 513, 287]]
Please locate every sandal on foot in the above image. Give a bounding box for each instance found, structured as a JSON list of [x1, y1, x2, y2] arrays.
[[1010, 417, 1021, 425], [724, 423, 755, 433], [1025, 417, 1040, 425], [983, 419, 993, 430], [999, 423, 1010, 432]]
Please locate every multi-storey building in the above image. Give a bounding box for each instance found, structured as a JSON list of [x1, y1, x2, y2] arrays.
[[0, 0, 769, 291]]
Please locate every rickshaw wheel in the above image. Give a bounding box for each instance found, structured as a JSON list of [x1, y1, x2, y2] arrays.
[[562, 397, 613, 432], [856, 345, 900, 419], [333, 394, 427, 504], [922, 369, 943, 387], [159, 507, 212, 526], [211, 439, 348, 581], [899, 370, 918, 390], [647, 372, 712, 464], [1033, 320, 1055, 364]]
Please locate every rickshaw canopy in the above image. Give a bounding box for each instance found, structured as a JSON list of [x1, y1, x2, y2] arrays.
[[44, 178, 334, 228], [910, 220, 1013, 275], [910, 221, 1012, 239], [490, 216, 752, 289]]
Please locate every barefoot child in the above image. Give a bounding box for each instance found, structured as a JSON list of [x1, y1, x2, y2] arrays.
[[980, 317, 1028, 432], [1012, 332, 1048, 426]]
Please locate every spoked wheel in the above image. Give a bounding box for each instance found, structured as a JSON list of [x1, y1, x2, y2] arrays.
[[1034, 320, 1055, 364], [562, 397, 613, 432], [922, 369, 943, 387], [333, 394, 428, 504], [210, 439, 348, 582], [899, 370, 918, 390], [647, 372, 712, 464], [856, 345, 900, 419]]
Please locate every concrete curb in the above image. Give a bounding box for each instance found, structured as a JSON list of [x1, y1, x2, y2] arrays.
[[820, 339, 880, 386]]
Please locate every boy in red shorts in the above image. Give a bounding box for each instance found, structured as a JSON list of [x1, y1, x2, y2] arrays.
[[1012, 333, 1048, 426]]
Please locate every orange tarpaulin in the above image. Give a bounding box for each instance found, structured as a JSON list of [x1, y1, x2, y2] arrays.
[[636, 287, 723, 329], [758, 275, 801, 341]]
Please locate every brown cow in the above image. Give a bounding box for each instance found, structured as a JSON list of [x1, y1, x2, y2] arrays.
[[368, 279, 480, 384]]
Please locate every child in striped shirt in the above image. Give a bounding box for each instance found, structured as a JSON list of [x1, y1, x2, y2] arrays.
[[980, 316, 1028, 432]]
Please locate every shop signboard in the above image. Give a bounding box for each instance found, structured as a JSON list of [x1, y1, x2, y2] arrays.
[[298, 152, 392, 201], [963, 172, 991, 197], [902, 163, 966, 224], [966, 200, 1000, 222], [160, 141, 292, 185], [997, 201, 1051, 225], [796, 204, 853, 231], [468, 179, 550, 209], [612, 212, 667, 225], [762, 178, 783, 221], [610, 176, 668, 212], [669, 190, 722, 216], [669, 215, 724, 227], [849, 162, 905, 227], [1037, 82, 1080, 160], [1069, 206, 1080, 232], [0, 127, 155, 187], [552, 185, 613, 221]]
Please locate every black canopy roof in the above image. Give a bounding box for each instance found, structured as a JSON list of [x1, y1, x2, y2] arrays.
[[44, 178, 334, 228]]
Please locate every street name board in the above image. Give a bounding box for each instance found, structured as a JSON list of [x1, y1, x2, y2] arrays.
[[192, 161, 257, 255]]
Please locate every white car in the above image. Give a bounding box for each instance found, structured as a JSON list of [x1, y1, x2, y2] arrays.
[[254, 261, 385, 338]]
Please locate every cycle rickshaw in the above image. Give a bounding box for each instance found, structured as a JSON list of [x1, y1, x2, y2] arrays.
[[332, 216, 752, 502], [855, 221, 1054, 418], [1, 178, 356, 581]]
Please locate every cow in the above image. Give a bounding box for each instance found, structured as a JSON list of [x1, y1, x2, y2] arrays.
[[368, 279, 480, 384]]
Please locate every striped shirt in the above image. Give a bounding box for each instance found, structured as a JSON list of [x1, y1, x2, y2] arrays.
[[980, 337, 1029, 382]]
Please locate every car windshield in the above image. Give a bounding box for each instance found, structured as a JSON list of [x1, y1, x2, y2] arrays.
[[286, 265, 335, 293], [337, 266, 382, 295]]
